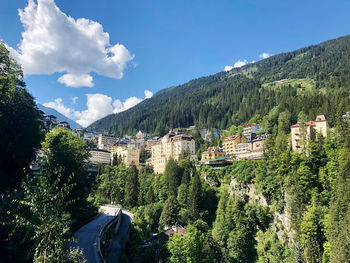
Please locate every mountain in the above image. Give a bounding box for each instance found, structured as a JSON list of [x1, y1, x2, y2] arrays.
[[87, 34, 350, 136], [37, 103, 82, 130]]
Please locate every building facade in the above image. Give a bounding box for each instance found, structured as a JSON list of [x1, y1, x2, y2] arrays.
[[290, 114, 328, 151], [222, 135, 242, 156], [243, 123, 262, 139], [151, 131, 196, 174], [97, 134, 117, 150], [89, 149, 111, 164], [201, 147, 226, 162], [109, 145, 140, 166]]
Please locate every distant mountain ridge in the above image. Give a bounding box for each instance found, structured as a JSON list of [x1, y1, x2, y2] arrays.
[[87, 34, 350, 135], [37, 103, 82, 130]]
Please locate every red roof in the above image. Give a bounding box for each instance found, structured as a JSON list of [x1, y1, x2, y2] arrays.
[[291, 121, 315, 128], [224, 134, 241, 141]]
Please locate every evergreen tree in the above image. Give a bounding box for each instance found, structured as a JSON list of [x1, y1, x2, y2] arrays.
[[124, 165, 139, 208], [326, 148, 350, 262], [188, 173, 202, 221], [159, 195, 180, 228], [164, 158, 181, 197]]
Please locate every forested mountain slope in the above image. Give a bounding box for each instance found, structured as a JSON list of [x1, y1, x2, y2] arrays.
[[88, 34, 350, 135]]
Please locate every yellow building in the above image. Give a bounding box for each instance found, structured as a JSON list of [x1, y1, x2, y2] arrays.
[[222, 135, 242, 156], [201, 147, 226, 162], [109, 145, 140, 166], [151, 131, 196, 174], [291, 114, 328, 151]]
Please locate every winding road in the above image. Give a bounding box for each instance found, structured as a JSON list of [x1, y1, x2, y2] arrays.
[[73, 206, 120, 263], [107, 210, 133, 263]]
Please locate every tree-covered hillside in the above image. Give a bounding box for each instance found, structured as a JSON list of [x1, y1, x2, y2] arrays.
[[88, 34, 350, 136]]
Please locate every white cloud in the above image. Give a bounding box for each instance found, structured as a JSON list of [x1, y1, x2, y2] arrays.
[[259, 52, 271, 59], [72, 97, 78, 103], [224, 59, 248, 72], [224, 65, 234, 72], [144, 90, 153, 99], [58, 74, 94, 88], [43, 98, 76, 119], [8, 0, 134, 87], [233, 59, 248, 68], [43, 90, 153, 127]]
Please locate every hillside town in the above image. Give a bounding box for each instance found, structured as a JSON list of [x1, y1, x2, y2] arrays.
[[34, 111, 330, 175]]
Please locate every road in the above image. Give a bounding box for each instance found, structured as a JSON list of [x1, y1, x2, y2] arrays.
[[73, 206, 120, 263], [107, 211, 133, 263]]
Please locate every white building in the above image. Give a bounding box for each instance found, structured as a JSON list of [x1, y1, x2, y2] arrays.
[[151, 131, 196, 174], [243, 123, 262, 139], [89, 149, 111, 164]]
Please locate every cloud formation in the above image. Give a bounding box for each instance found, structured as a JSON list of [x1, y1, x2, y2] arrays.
[[224, 59, 248, 71], [8, 0, 134, 87], [44, 90, 153, 127], [224, 65, 234, 72], [259, 52, 271, 59]]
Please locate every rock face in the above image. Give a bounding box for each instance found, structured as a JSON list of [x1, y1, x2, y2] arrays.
[[229, 178, 293, 241]]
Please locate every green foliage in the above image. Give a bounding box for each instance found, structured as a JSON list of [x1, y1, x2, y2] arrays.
[[124, 165, 139, 208], [0, 43, 43, 192], [167, 225, 206, 263], [188, 173, 202, 221], [41, 128, 96, 225], [89, 35, 350, 136], [159, 195, 180, 229], [256, 229, 292, 263], [95, 164, 127, 205], [18, 169, 84, 263], [164, 158, 181, 197]]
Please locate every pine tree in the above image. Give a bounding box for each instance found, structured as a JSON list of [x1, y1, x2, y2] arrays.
[[124, 165, 139, 208], [164, 158, 181, 197], [188, 173, 202, 221], [159, 195, 180, 229]]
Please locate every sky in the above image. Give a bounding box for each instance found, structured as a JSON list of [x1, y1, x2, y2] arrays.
[[1, 0, 350, 127]]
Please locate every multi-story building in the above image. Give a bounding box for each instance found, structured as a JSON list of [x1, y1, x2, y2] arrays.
[[109, 145, 140, 166], [89, 149, 111, 164], [250, 134, 267, 152], [222, 135, 242, 156], [151, 131, 196, 174], [290, 114, 328, 151], [97, 134, 117, 150], [243, 123, 262, 139], [146, 139, 159, 152], [201, 147, 226, 162]]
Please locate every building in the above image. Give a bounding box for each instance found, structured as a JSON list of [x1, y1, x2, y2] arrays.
[[109, 145, 140, 166], [128, 141, 142, 150], [290, 114, 328, 151], [146, 138, 159, 152], [250, 134, 267, 152], [57, 121, 70, 129], [243, 123, 262, 139], [235, 143, 251, 155], [151, 131, 196, 174], [97, 134, 117, 150], [222, 135, 242, 156], [89, 149, 111, 164], [201, 147, 226, 162]]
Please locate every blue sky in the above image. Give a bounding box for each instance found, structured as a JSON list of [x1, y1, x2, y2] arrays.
[[1, 0, 350, 127]]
